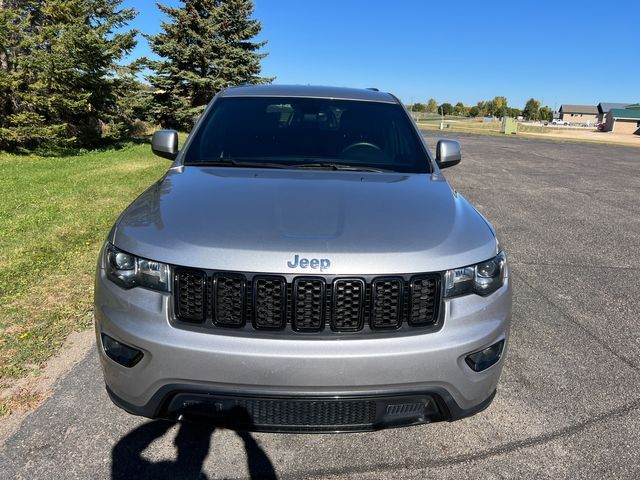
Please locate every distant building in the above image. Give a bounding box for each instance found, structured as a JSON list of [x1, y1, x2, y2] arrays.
[[596, 103, 632, 123], [558, 105, 599, 125], [604, 108, 640, 135]]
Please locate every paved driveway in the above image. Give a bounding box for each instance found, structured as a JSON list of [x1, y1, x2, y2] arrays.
[[2, 132, 639, 479]]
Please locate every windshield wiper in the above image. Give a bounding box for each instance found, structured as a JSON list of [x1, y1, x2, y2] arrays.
[[186, 158, 392, 173], [289, 162, 391, 173], [185, 158, 292, 169]]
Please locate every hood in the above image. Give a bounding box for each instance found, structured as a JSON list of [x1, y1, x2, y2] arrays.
[[112, 166, 497, 274]]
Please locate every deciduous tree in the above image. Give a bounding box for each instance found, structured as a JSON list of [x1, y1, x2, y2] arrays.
[[491, 96, 508, 118], [439, 102, 453, 116], [475, 101, 490, 117], [539, 105, 553, 122], [453, 102, 466, 116], [523, 98, 542, 120], [507, 107, 521, 118]]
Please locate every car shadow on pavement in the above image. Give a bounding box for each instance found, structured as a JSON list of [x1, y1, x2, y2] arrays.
[[111, 411, 277, 480]]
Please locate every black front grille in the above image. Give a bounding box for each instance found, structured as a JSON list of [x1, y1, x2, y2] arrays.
[[174, 269, 441, 334]]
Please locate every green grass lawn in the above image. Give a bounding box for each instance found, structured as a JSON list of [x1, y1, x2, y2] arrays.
[[417, 118, 504, 135], [0, 141, 169, 383]]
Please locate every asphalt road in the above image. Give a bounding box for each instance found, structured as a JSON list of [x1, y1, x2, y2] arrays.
[[2, 132, 640, 479]]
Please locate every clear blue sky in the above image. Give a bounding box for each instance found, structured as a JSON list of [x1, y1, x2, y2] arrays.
[[121, 0, 639, 109]]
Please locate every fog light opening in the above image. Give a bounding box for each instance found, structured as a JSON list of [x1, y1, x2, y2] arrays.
[[101, 334, 143, 368], [465, 340, 504, 372]]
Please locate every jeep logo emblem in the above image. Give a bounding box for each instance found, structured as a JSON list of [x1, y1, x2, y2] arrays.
[[287, 254, 331, 272]]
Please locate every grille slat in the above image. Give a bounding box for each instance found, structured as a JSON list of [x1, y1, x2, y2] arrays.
[[332, 279, 365, 331], [174, 269, 206, 322], [292, 278, 325, 331], [371, 278, 403, 329], [409, 276, 439, 325], [214, 273, 245, 327], [174, 269, 441, 334], [253, 276, 286, 329]]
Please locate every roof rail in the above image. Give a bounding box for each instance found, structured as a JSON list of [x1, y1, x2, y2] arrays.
[[366, 87, 379, 91]]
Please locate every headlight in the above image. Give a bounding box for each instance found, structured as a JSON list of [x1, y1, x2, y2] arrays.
[[104, 243, 170, 292], [444, 251, 506, 298]]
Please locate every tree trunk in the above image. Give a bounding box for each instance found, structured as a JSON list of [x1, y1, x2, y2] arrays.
[[0, 0, 8, 72]]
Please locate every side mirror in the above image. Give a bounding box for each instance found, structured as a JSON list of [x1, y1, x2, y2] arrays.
[[435, 139, 461, 169], [151, 130, 179, 160]]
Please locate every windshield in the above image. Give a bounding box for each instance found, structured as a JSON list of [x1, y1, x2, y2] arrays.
[[183, 97, 431, 173]]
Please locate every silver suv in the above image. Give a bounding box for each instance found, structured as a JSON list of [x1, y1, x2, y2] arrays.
[[95, 85, 511, 432]]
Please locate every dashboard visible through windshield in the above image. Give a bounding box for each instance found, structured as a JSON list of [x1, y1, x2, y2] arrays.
[[183, 97, 431, 173]]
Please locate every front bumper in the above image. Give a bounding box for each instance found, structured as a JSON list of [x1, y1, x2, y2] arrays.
[[95, 268, 511, 432], [107, 384, 497, 433]]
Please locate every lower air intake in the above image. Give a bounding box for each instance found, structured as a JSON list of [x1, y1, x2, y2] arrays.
[[166, 393, 444, 432]]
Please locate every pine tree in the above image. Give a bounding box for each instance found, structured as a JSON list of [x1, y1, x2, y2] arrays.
[[0, 0, 137, 150], [146, 0, 270, 129], [113, 59, 154, 134], [0, 1, 59, 148]]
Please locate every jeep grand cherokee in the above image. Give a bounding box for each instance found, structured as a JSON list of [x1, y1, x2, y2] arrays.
[[95, 85, 512, 432]]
